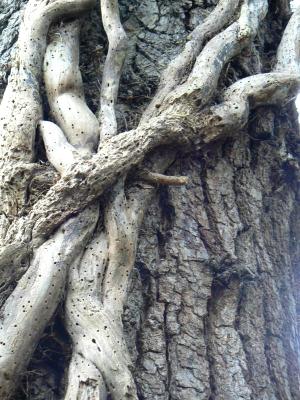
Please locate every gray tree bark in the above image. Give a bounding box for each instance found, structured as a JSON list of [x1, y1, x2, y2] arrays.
[[0, 1, 300, 399]]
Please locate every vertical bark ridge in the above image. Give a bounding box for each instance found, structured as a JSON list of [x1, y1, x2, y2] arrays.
[[129, 157, 213, 399], [207, 281, 252, 400]]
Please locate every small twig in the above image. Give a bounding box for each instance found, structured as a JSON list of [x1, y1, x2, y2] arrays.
[[138, 170, 189, 186]]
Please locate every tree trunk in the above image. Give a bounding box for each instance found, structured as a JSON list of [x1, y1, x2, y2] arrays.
[[0, 1, 299, 399]]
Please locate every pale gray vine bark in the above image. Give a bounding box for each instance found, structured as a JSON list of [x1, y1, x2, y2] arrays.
[[0, 0, 299, 399]]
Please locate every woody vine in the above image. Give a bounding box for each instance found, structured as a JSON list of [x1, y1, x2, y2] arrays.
[[0, 0, 299, 398]]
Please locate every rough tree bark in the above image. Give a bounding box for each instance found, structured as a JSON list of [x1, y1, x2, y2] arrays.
[[0, 0, 300, 399]]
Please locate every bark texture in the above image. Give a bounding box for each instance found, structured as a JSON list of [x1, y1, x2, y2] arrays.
[[0, 1, 299, 399]]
